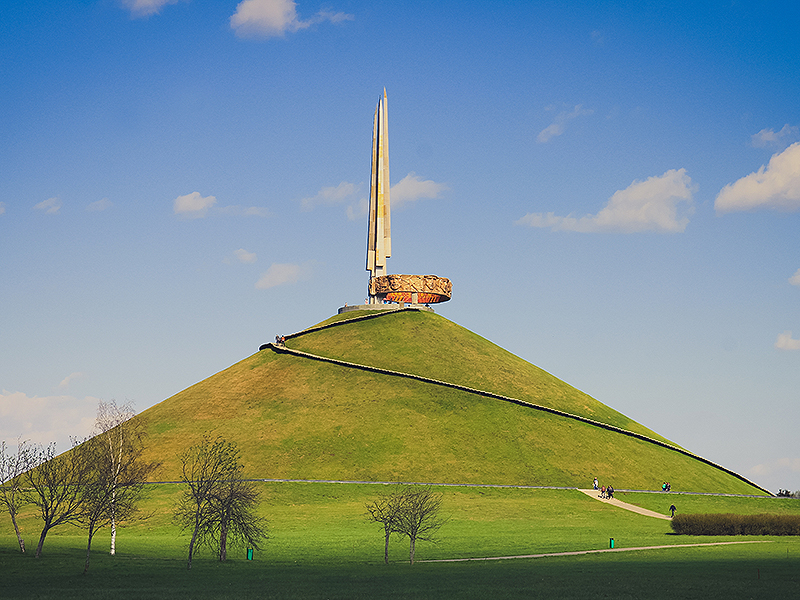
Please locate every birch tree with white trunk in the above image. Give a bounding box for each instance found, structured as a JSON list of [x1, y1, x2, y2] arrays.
[[93, 400, 136, 556], [0, 438, 34, 553]]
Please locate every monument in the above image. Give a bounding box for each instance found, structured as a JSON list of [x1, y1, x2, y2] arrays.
[[340, 90, 451, 314]]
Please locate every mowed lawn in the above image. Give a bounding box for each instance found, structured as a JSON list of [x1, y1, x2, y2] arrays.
[[2, 483, 800, 599]]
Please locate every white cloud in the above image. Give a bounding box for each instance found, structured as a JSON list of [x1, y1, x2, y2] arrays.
[[234, 248, 257, 264], [86, 197, 113, 212], [537, 105, 594, 143], [390, 172, 449, 209], [119, 0, 186, 18], [0, 202, 5, 216], [790, 269, 800, 286], [0, 390, 98, 450], [748, 457, 800, 478], [300, 181, 358, 211], [516, 168, 694, 233], [715, 142, 800, 213], [34, 197, 62, 214], [255, 261, 313, 289], [57, 372, 84, 391], [230, 0, 353, 39], [304, 173, 447, 219], [346, 197, 369, 221], [775, 331, 800, 351], [173, 192, 217, 218], [751, 124, 798, 148]]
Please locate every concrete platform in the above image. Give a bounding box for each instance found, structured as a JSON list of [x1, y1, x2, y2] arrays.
[[337, 303, 435, 314]]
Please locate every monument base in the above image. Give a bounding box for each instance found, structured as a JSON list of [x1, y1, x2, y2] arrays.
[[337, 303, 435, 315]]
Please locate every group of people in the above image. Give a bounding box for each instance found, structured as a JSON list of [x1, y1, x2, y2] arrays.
[[593, 478, 614, 499], [593, 476, 676, 516], [274, 334, 286, 346]]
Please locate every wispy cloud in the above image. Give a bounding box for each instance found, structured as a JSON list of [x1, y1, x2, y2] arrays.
[[751, 124, 798, 148], [516, 169, 694, 233], [173, 192, 217, 218], [715, 142, 800, 213], [300, 181, 359, 211], [119, 0, 187, 18], [230, 0, 353, 39], [537, 105, 594, 143], [34, 197, 62, 215], [234, 248, 257, 264], [304, 174, 447, 220], [0, 202, 6, 216], [0, 390, 98, 449], [748, 457, 800, 480], [86, 198, 113, 212], [255, 261, 314, 289], [390, 172, 449, 209], [57, 372, 84, 391], [174, 193, 269, 219], [775, 331, 800, 351], [590, 30, 605, 46], [346, 198, 369, 221], [790, 269, 800, 286]]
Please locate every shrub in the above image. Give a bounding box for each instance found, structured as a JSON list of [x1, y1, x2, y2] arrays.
[[670, 513, 800, 536]]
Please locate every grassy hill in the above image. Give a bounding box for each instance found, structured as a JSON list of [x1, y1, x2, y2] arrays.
[[138, 309, 765, 495]]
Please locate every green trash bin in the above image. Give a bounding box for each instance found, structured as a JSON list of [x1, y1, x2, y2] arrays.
[[609, 538, 615, 549], [247, 548, 254, 560]]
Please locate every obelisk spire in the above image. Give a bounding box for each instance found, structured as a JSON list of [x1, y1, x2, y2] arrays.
[[366, 89, 391, 302]]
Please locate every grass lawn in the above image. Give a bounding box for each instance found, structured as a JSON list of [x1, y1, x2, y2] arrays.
[[2, 483, 799, 598]]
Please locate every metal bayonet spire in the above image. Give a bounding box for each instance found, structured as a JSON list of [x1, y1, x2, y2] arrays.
[[366, 88, 391, 302]]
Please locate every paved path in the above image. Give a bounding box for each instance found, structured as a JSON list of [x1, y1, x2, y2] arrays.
[[577, 489, 672, 520], [420, 540, 771, 563]]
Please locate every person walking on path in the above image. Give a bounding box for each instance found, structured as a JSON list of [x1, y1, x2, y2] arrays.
[[593, 477, 598, 490], [669, 504, 677, 518]]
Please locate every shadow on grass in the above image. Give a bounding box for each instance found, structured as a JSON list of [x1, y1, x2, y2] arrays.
[[3, 543, 799, 600]]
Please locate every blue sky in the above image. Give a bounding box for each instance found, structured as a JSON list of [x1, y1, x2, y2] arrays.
[[2, 0, 799, 493]]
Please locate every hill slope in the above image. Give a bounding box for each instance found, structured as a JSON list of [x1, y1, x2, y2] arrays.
[[138, 309, 766, 495]]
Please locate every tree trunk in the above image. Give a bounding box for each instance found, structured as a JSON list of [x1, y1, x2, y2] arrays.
[[110, 489, 117, 555], [35, 527, 49, 559], [83, 523, 96, 575], [110, 518, 116, 555], [409, 536, 416, 565], [187, 524, 199, 569], [219, 518, 228, 562], [383, 529, 390, 564], [10, 509, 25, 553]]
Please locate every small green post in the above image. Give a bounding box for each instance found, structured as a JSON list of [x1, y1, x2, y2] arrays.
[[609, 538, 615, 549], [247, 548, 254, 561]]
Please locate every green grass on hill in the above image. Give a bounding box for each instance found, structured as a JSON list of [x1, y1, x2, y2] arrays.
[[132, 309, 764, 494], [298, 310, 670, 441]]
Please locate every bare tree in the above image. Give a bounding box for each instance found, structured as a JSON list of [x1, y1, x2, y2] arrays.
[[23, 440, 95, 558], [175, 436, 241, 569], [93, 400, 135, 556], [365, 487, 407, 564], [395, 486, 446, 565], [0, 438, 34, 553], [78, 422, 159, 574], [208, 476, 268, 562], [366, 485, 447, 564]]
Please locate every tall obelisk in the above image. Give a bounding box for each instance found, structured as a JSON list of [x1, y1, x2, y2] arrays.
[[366, 88, 391, 304]]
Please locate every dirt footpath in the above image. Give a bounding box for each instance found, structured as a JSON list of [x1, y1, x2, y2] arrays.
[[577, 489, 672, 520]]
